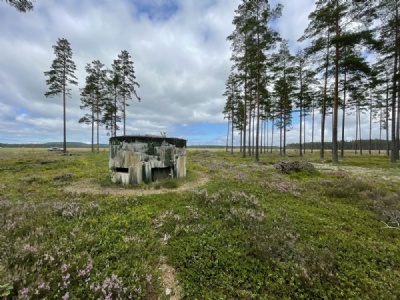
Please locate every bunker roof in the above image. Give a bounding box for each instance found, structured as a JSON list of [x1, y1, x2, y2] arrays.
[[109, 135, 187, 148]]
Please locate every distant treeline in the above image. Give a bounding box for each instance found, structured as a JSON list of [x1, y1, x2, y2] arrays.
[[286, 139, 391, 151], [0, 142, 108, 148], [188, 145, 226, 149], [1, 140, 392, 152]]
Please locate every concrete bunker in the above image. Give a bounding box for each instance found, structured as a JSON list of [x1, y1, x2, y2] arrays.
[[109, 135, 187, 185]]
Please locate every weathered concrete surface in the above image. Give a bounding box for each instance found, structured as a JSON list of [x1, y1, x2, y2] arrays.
[[109, 135, 186, 185]]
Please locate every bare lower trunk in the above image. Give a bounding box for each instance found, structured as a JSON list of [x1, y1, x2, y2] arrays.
[[312, 101, 315, 153], [226, 118, 229, 152], [63, 79, 67, 154], [270, 120, 274, 153], [355, 105, 359, 154], [359, 108, 363, 155], [231, 112, 234, 154], [369, 94, 372, 155]]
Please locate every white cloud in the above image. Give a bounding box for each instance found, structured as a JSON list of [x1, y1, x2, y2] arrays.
[[1, 0, 377, 146]]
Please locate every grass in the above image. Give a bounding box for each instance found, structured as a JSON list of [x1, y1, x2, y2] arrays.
[[0, 148, 399, 299]]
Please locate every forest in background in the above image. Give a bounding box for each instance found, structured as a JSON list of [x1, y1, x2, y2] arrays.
[[223, 0, 400, 163]]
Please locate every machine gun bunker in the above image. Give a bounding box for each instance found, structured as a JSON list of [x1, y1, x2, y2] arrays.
[[109, 135, 187, 185]]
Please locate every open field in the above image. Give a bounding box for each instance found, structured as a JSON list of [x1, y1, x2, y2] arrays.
[[0, 148, 399, 299]]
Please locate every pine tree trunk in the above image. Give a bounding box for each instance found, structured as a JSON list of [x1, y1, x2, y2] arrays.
[[303, 113, 306, 155], [271, 120, 274, 153], [248, 101, 252, 156], [321, 36, 329, 159], [379, 107, 382, 155], [359, 109, 363, 155], [341, 70, 347, 158], [96, 96, 100, 154], [91, 98, 94, 153], [260, 118, 263, 154], [226, 117, 229, 152], [386, 76, 390, 156], [332, 3, 340, 163], [369, 94, 372, 155], [299, 67, 303, 157], [265, 120, 268, 154], [252, 113, 255, 156], [391, 5, 399, 162], [355, 105, 359, 154], [396, 57, 400, 160], [231, 110, 234, 154], [243, 80, 247, 158], [114, 86, 117, 137], [283, 105, 287, 155], [123, 94, 126, 136], [240, 129, 243, 153], [63, 66, 67, 154], [312, 100, 315, 154], [280, 114, 283, 155], [321, 76, 327, 159]]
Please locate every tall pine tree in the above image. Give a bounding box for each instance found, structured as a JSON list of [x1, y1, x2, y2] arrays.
[[79, 60, 107, 153], [112, 50, 141, 136], [3, 0, 33, 12], [376, 0, 400, 162], [301, 0, 375, 162], [228, 0, 281, 161], [44, 38, 78, 153]]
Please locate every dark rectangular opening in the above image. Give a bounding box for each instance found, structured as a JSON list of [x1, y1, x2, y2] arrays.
[[115, 167, 129, 173], [152, 167, 171, 181]]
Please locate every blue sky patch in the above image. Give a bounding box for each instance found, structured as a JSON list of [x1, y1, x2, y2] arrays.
[[130, 0, 179, 22]]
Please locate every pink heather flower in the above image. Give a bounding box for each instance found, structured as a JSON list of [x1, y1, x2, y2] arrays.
[[20, 287, 30, 297], [62, 292, 69, 300], [61, 264, 69, 272], [22, 244, 38, 253], [146, 274, 152, 283]]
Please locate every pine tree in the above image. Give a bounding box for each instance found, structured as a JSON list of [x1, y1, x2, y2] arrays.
[[112, 50, 141, 136], [104, 70, 122, 137], [44, 38, 78, 153], [271, 40, 296, 155], [223, 73, 241, 153], [301, 0, 375, 162], [3, 0, 33, 12], [79, 73, 96, 153], [228, 0, 281, 161], [339, 46, 372, 157], [301, 3, 335, 159], [294, 50, 317, 156], [376, 0, 400, 162], [79, 60, 107, 153]]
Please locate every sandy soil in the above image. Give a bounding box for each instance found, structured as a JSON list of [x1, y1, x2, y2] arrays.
[[63, 172, 209, 196], [313, 163, 400, 183], [159, 262, 182, 300]]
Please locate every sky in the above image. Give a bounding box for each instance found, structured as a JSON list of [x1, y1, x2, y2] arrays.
[[0, 0, 380, 146]]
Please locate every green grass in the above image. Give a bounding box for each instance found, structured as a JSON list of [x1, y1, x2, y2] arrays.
[[0, 148, 399, 299]]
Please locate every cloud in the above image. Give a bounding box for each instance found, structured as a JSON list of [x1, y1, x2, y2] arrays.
[[1, 0, 377, 147]]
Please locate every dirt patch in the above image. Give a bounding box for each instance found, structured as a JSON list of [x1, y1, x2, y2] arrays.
[[313, 163, 400, 183], [159, 261, 182, 299], [63, 172, 209, 196]]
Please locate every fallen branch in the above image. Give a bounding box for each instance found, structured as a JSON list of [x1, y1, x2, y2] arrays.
[[382, 221, 400, 230]]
